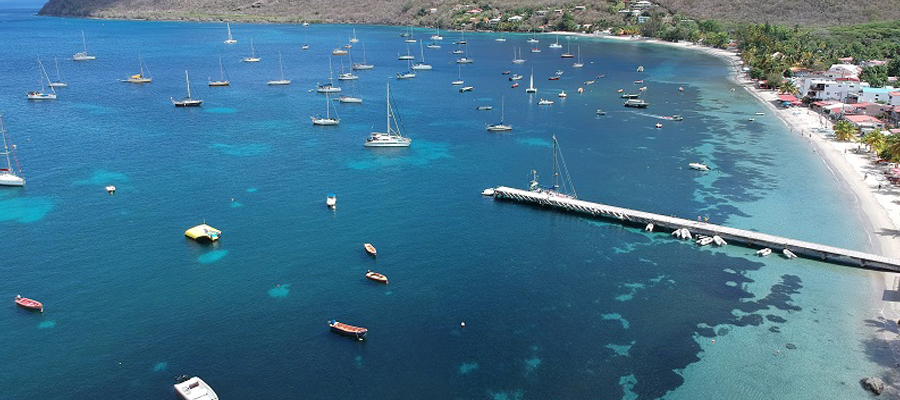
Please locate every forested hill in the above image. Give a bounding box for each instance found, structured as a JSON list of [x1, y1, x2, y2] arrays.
[[37, 0, 900, 28]]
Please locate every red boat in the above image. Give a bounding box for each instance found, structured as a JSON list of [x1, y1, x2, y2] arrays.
[[548, 76, 560, 81], [366, 270, 389, 284], [511, 82, 518, 88], [15, 295, 43, 313], [329, 320, 367, 340], [364, 243, 377, 256]]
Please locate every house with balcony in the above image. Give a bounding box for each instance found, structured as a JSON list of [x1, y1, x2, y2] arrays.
[[844, 114, 885, 132]]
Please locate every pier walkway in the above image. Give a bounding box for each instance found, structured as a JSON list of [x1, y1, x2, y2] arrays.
[[491, 186, 900, 272]]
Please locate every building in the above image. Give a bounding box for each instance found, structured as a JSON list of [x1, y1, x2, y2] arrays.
[[844, 114, 885, 132], [632, 0, 653, 10], [854, 87, 900, 105], [800, 77, 863, 103]]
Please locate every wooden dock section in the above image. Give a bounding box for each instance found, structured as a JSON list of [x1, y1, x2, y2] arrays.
[[491, 186, 900, 272]]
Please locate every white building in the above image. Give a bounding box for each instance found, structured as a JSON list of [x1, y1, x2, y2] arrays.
[[855, 87, 899, 105], [800, 77, 864, 102], [825, 63, 862, 79], [632, 1, 653, 10]]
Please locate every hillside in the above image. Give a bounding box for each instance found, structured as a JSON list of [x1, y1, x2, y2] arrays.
[[37, 0, 900, 28]]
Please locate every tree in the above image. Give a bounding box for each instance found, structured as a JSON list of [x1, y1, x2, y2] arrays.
[[888, 58, 900, 77], [861, 129, 886, 153], [860, 65, 888, 87], [779, 79, 798, 95], [833, 119, 858, 142], [881, 135, 900, 162]]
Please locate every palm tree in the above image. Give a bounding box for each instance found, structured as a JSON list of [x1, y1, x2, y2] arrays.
[[832, 119, 858, 142], [779, 80, 798, 95], [882, 135, 900, 162], [861, 129, 886, 153]]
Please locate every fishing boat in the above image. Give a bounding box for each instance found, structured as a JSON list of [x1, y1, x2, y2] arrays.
[[349, 28, 359, 43], [366, 270, 389, 284], [538, 98, 553, 105], [573, 46, 584, 68], [122, 54, 152, 83], [329, 320, 367, 340], [512, 48, 525, 64], [15, 295, 42, 312], [26, 60, 57, 100], [72, 31, 96, 61], [549, 34, 563, 49], [561, 37, 574, 58], [242, 39, 260, 62], [689, 162, 710, 171], [528, 135, 577, 198], [311, 92, 340, 126], [525, 69, 537, 93], [326, 194, 336, 208], [623, 99, 648, 108], [486, 96, 512, 132], [171, 70, 202, 107], [364, 243, 377, 256], [267, 52, 291, 85], [208, 57, 230, 87], [49, 58, 67, 88], [411, 42, 432, 70], [224, 22, 237, 44], [174, 376, 218, 400], [352, 43, 375, 70], [365, 81, 411, 147], [452, 64, 464, 85], [184, 224, 221, 242], [0, 114, 25, 187], [316, 59, 342, 93]]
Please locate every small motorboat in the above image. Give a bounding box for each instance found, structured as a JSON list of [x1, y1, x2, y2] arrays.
[[783, 249, 798, 259], [678, 86, 684, 92], [755, 112, 765, 116], [688, 162, 710, 171], [584, 80, 595, 85], [577, 87, 584, 94], [637, 66, 644, 72], [105, 185, 116, 194], [501, 71, 511, 75], [621, 93, 640, 99], [623, 99, 649, 108], [482, 188, 495, 196], [548, 76, 560, 81], [558, 90, 567, 98], [555, 70, 564, 76], [697, 236, 714, 246], [459, 86, 473, 93], [634, 80, 644, 84], [326, 194, 336, 208], [662, 115, 684, 121], [329, 320, 367, 340], [655, 123, 662, 128], [509, 74, 523, 81], [617, 89, 624, 93], [15, 295, 43, 313], [364, 243, 377, 256], [476, 106, 493, 111], [301, 44, 309, 50], [757, 248, 772, 257], [596, 110, 606, 115], [511, 82, 519, 88], [538, 99, 553, 105], [530, 48, 541, 53], [174, 376, 218, 400], [366, 270, 389, 284]]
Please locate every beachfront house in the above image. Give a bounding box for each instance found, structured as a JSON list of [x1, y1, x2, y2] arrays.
[[843, 114, 886, 132], [853, 87, 899, 105], [801, 77, 863, 103]]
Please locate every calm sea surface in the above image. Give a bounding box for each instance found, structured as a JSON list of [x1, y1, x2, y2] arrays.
[[0, 2, 890, 399]]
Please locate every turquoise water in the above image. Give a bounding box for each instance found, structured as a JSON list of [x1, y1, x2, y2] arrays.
[[0, 2, 889, 399]]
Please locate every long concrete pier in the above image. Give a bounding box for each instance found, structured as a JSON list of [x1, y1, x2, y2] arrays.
[[491, 186, 900, 272]]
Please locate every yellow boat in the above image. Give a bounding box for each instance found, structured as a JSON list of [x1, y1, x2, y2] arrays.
[[185, 224, 221, 242]]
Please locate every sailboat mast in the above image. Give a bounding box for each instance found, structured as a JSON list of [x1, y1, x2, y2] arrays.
[[81, 31, 88, 53], [185, 70, 191, 99], [0, 115, 12, 173], [227, 23, 233, 40], [279, 52, 284, 79], [219, 57, 225, 80], [138, 53, 144, 76], [386, 81, 390, 134], [325, 92, 330, 119], [552, 135, 559, 191], [54, 58, 62, 81]]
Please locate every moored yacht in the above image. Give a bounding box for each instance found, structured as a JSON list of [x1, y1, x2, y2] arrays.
[[352, 43, 375, 70], [209, 57, 230, 87], [623, 99, 649, 108], [365, 81, 411, 147], [267, 52, 291, 85], [26, 59, 56, 100], [171, 70, 202, 107], [486, 96, 512, 132], [0, 113, 25, 187], [242, 39, 260, 62], [312, 92, 340, 126], [72, 31, 96, 61], [122, 54, 152, 83], [224, 22, 237, 44]]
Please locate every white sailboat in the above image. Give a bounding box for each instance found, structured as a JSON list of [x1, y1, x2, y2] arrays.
[[525, 68, 537, 93], [561, 37, 574, 58], [242, 39, 260, 62], [72, 31, 96, 61], [350, 28, 359, 43], [456, 44, 473, 64], [267, 52, 291, 85], [512, 47, 525, 64], [353, 43, 374, 70], [337, 58, 358, 80], [224, 23, 237, 44], [209, 57, 230, 86], [430, 28, 443, 41], [573, 46, 584, 68], [527, 28, 539, 43], [171, 70, 202, 107], [365, 81, 411, 147], [404, 26, 416, 43], [26, 59, 57, 100], [316, 58, 342, 93], [529, 135, 577, 198], [49, 58, 67, 88], [338, 79, 363, 103], [487, 96, 512, 132], [549, 34, 563, 49], [452, 64, 464, 85], [312, 92, 340, 125], [411, 42, 432, 70], [396, 60, 416, 79], [122, 54, 152, 83], [398, 45, 414, 60], [0, 112, 25, 187]]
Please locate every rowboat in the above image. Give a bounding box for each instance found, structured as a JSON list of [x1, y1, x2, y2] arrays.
[[329, 320, 367, 340], [366, 270, 388, 284], [364, 243, 377, 256], [174, 376, 218, 400], [15, 295, 43, 312]]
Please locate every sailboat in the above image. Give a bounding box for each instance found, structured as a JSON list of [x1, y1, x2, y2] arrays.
[[404, 26, 416, 43], [525, 69, 537, 93], [209, 57, 230, 86], [573, 46, 584, 68], [352, 43, 374, 70], [549, 34, 563, 49], [122, 54, 152, 83], [398, 45, 414, 60], [494, 28, 506, 42], [396, 60, 416, 79], [561, 37, 574, 58], [365, 81, 411, 147], [72, 31, 96, 61], [332, 43, 349, 55], [0, 112, 25, 187], [26, 60, 57, 100], [430, 28, 443, 41], [527, 28, 539, 43], [267, 52, 292, 85], [350, 28, 359, 43], [316, 58, 342, 93], [242, 39, 261, 62], [456, 44, 473, 64], [487, 96, 512, 132], [312, 92, 340, 125], [171, 70, 202, 107], [512, 47, 525, 64], [224, 23, 237, 44], [454, 30, 467, 45], [411, 42, 432, 70], [452, 64, 464, 85], [49, 58, 67, 88], [528, 135, 577, 198], [338, 77, 363, 103]]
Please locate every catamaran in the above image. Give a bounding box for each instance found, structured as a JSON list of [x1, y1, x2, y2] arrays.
[[171, 70, 202, 107], [122, 54, 152, 83], [528, 135, 577, 199], [411, 42, 432, 70], [267, 52, 291, 85], [224, 23, 237, 44], [312, 92, 340, 125], [353, 43, 374, 70], [525, 69, 537, 93], [49, 58, 67, 88], [365, 81, 411, 147], [242, 39, 260, 62], [487, 96, 512, 132], [316, 58, 342, 93], [0, 113, 25, 187], [72, 31, 96, 61], [26, 60, 57, 100], [209, 57, 230, 86], [512, 47, 525, 64], [573, 46, 584, 68], [452, 64, 464, 85], [549, 34, 563, 49]]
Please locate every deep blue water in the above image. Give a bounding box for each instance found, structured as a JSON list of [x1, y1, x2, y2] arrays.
[[0, 2, 889, 399]]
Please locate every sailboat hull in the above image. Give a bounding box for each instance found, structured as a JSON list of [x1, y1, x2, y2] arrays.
[[0, 173, 25, 187], [242, 58, 260, 63], [225, 39, 237, 44], [267, 80, 292, 85], [312, 118, 340, 126], [352, 64, 374, 70], [209, 81, 230, 87], [26, 93, 56, 100], [172, 99, 203, 107], [49, 82, 67, 88]]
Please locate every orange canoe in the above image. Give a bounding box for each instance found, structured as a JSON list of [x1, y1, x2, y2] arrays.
[[366, 270, 388, 284], [364, 243, 377, 256]]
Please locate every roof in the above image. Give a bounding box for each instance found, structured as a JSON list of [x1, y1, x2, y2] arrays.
[[778, 94, 799, 102], [813, 100, 837, 106], [844, 114, 883, 124], [862, 87, 893, 94]]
